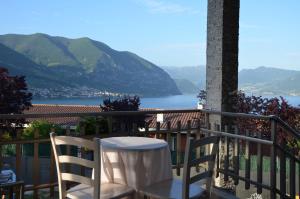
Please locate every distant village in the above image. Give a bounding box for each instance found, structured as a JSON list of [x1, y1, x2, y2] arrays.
[[30, 86, 124, 99]]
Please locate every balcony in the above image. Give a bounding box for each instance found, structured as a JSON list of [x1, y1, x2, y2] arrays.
[[0, 108, 299, 198]]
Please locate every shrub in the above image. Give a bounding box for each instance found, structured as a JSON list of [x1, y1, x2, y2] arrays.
[[22, 120, 63, 139], [76, 117, 109, 135], [100, 95, 146, 133]]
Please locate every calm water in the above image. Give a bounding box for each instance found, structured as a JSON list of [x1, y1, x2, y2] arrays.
[[32, 94, 300, 109]]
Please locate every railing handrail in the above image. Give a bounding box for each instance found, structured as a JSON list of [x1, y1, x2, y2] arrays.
[[0, 108, 275, 120], [1, 108, 299, 140], [0, 109, 201, 119], [200, 109, 273, 120], [271, 116, 300, 139], [201, 128, 273, 145]]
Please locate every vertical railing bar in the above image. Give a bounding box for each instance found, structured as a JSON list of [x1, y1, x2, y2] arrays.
[[187, 120, 191, 140], [279, 147, 286, 199], [156, 122, 160, 139], [289, 157, 296, 199], [16, 128, 22, 180], [65, 126, 71, 190], [176, 121, 181, 176], [270, 119, 277, 199], [33, 129, 40, 199], [145, 122, 149, 137], [257, 131, 263, 193], [49, 145, 55, 197], [245, 130, 250, 190], [233, 125, 240, 185], [121, 122, 126, 136], [214, 122, 220, 178], [80, 125, 86, 177], [49, 127, 57, 196], [195, 119, 201, 173], [166, 121, 171, 150], [298, 162, 300, 197], [298, 162, 300, 196], [9, 187, 13, 199], [0, 129, 3, 170], [224, 125, 229, 182], [132, 123, 138, 136]]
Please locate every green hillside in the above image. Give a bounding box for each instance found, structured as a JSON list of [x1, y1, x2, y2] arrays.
[[163, 65, 300, 96], [0, 33, 180, 97]]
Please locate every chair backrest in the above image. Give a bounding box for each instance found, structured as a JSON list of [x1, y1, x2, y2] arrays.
[[50, 133, 101, 199], [182, 135, 219, 199]]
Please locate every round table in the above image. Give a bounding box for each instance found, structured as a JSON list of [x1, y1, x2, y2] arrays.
[[100, 137, 173, 190]]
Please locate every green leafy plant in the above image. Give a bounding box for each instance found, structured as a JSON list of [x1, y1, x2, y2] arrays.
[[197, 90, 300, 155], [76, 117, 109, 135], [100, 95, 147, 133], [22, 120, 63, 139]]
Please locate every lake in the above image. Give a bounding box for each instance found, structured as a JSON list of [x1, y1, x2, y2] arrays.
[[32, 94, 300, 109]]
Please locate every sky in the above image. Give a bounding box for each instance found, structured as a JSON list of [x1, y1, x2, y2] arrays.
[[1, 0, 300, 70]]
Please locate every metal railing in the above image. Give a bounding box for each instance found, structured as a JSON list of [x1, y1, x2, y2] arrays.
[[0, 109, 299, 199]]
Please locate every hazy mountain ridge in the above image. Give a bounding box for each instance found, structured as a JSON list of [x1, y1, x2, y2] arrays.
[[0, 33, 180, 97], [163, 66, 300, 96]]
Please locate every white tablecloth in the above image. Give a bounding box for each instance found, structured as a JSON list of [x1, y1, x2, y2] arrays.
[[101, 137, 173, 190]]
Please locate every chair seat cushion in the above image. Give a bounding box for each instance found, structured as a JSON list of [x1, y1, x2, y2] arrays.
[[139, 178, 206, 199], [66, 183, 134, 199]]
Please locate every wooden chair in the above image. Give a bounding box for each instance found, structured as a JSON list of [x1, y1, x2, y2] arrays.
[[50, 133, 135, 199], [139, 136, 219, 199]]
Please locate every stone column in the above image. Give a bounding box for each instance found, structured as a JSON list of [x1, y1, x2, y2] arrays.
[[206, 0, 240, 123], [205, 0, 240, 190]]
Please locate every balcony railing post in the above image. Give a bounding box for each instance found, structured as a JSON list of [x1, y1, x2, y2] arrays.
[[65, 126, 71, 190], [176, 121, 181, 176], [279, 146, 286, 199], [33, 129, 40, 199], [0, 129, 3, 170], [245, 130, 251, 190], [50, 127, 56, 196], [270, 119, 277, 199], [233, 126, 240, 185], [195, 119, 201, 173], [224, 125, 229, 182], [80, 126, 86, 177], [289, 157, 296, 199], [257, 130, 263, 194], [16, 129, 22, 180], [156, 122, 160, 139], [166, 121, 171, 150], [145, 122, 149, 137]]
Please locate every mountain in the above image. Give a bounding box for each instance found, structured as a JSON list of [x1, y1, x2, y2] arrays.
[[162, 66, 206, 89], [239, 66, 300, 95], [173, 79, 199, 94], [0, 33, 180, 97], [163, 65, 300, 96]]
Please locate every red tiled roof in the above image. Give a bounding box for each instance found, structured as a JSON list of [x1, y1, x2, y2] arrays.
[[146, 112, 203, 129], [24, 104, 101, 126], [25, 104, 203, 129]]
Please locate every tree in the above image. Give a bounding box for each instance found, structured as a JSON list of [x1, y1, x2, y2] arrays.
[[76, 117, 109, 135], [0, 67, 32, 134], [197, 90, 300, 154], [100, 95, 146, 134]]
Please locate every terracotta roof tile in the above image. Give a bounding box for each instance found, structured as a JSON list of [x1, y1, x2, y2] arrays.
[[25, 104, 203, 129], [24, 104, 101, 126]]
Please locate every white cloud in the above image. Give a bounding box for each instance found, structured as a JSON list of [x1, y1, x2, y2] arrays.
[[136, 0, 199, 14]]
